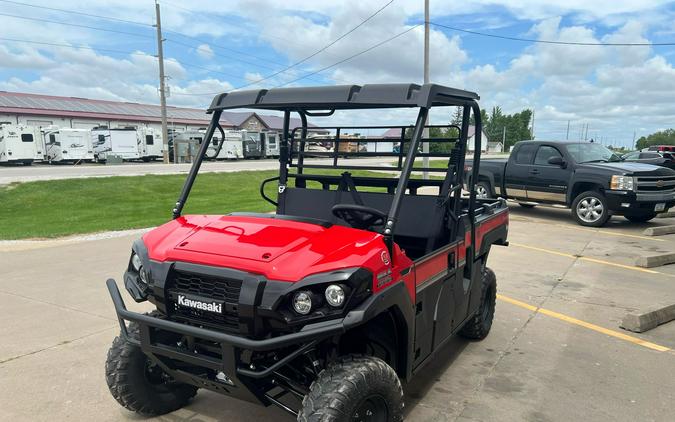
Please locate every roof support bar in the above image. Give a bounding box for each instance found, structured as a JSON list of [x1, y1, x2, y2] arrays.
[[383, 106, 429, 256], [172, 109, 223, 219]]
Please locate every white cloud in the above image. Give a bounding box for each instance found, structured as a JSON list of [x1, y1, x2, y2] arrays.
[[195, 44, 214, 59]]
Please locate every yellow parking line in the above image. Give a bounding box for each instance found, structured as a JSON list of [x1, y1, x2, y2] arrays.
[[510, 242, 660, 274], [497, 294, 671, 353], [556, 225, 666, 242]]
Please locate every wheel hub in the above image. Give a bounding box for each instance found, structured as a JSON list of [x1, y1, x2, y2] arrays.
[[352, 395, 389, 422], [577, 197, 604, 223]]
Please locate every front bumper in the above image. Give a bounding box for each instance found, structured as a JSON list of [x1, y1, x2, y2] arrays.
[[605, 190, 675, 214], [107, 278, 347, 406]]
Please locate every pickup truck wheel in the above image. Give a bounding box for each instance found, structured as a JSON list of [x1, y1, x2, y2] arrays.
[[476, 181, 491, 199], [105, 312, 198, 416], [459, 267, 496, 340], [572, 191, 610, 227], [624, 213, 656, 223], [299, 355, 403, 422]]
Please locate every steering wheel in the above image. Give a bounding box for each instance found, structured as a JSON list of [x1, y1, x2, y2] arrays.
[[332, 204, 387, 230]]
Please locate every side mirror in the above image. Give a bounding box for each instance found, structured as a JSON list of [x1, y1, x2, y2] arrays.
[[548, 156, 566, 167]]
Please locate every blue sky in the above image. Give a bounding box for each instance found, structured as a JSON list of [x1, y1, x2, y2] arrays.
[[1, 0, 675, 147]]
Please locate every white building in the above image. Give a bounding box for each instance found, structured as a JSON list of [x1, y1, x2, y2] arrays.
[[465, 125, 489, 152]]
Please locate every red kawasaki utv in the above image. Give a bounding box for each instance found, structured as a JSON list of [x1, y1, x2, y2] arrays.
[[105, 83, 509, 421]]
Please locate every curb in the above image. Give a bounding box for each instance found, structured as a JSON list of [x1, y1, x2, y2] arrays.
[[621, 303, 675, 333], [643, 225, 675, 236], [656, 211, 675, 218], [635, 252, 675, 268]]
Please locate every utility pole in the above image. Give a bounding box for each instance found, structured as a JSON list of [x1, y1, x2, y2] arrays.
[[502, 126, 506, 144], [530, 108, 535, 139], [584, 123, 589, 141], [155, 0, 170, 164], [633, 130, 637, 148], [422, 0, 430, 179], [566, 120, 570, 140]]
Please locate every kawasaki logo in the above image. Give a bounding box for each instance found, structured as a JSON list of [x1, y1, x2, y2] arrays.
[[177, 294, 223, 313]]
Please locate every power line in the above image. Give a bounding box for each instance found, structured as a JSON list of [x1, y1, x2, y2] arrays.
[[275, 24, 420, 87], [168, 0, 395, 94], [430, 21, 675, 46], [0, 0, 153, 27], [165, 58, 248, 81], [257, 0, 394, 83], [0, 36, 153, 57], [173, 24, 421, 96], [0, 12, 155, 39]]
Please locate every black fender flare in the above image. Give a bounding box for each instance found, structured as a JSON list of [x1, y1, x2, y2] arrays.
[[342, 281, 415, 380]]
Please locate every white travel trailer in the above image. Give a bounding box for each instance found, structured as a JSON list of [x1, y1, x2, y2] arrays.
[[43, 127, 94, 163], [206, 130, 244, 160], [265, 132, 280, 157], [0, 123, 42, 165], [91, 127, 140, 162], [136, 127, 164, 161]]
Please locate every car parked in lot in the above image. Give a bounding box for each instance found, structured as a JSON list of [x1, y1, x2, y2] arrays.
[[622, 150, 675, 170], [469, 140, 675, 226], [104, 83, 509, 421]]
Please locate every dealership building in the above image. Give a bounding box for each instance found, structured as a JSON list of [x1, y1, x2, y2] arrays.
[[0, 91, 311, 133]]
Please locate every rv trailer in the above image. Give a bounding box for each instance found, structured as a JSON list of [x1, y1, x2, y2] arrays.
[[136, 127, 164, 162], [264, 131, 280, 157], [242, 131, 265, 159], [171, 130, 203, 163], [43, 127, 94, 163], [91, 127, 140, 162], [206, 130, 244, 160], [0, 123, 42, 165]]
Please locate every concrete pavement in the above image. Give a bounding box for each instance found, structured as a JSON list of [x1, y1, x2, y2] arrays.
[[0, 157, 389, 185], [1, 208, 675, 421]]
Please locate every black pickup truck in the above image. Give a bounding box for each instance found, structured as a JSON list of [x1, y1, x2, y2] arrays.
[[469, 140, 675, 226]]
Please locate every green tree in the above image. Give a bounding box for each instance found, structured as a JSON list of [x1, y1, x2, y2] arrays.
[[635, 129, 675, 150]]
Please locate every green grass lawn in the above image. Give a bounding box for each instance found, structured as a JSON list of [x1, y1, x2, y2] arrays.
[[0, 169, 402, 240], [0, 171, 279, 240]]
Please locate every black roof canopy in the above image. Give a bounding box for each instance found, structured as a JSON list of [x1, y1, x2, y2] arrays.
[[208, 83, 479, 112]]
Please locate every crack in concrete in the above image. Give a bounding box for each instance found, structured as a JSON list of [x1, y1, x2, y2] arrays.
[[451, 239, 592, 421], [0, 325, 115, 365], [0, 289, 116, 322]]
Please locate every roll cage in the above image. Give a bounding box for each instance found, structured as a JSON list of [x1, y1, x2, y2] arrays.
[[171, 83, 484, 262]]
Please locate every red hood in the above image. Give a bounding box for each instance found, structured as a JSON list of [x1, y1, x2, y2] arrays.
[[142, 215, 390, 282]]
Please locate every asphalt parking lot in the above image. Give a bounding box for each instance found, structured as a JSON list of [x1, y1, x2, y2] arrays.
[[1, 204, 674, 422]]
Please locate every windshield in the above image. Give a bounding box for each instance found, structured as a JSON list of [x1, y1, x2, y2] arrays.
[[565, 143, 623, 163]]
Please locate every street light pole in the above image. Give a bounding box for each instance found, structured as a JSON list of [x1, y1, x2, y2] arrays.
[[155, 0, 169, 164], [422, 0, 430, 179]]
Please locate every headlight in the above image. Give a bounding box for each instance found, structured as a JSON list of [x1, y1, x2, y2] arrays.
[[292, 291, 313, 315], [325, 285, 345, 307], [610, 175, 635, 191], [139, 266, 149, 284], [131, 253, 142, 271]]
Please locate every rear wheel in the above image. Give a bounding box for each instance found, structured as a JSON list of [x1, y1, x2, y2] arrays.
[[459, 267, 496, 340], [476, 181, 491, 199], [299, 355, 403, 422], [105, 313, 197, 416], [571, 190, 610, 227], [625, 213, 657, 223]]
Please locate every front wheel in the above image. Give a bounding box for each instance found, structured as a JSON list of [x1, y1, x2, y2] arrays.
[[571, 190, 610, 227], [299, 355, 403, 422], [625, 213, 656, 223], [105, 315, 197, 416]]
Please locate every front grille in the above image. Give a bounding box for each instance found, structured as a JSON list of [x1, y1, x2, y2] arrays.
[[635, 175, 675, 194], [166, 270, 242, 333]]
